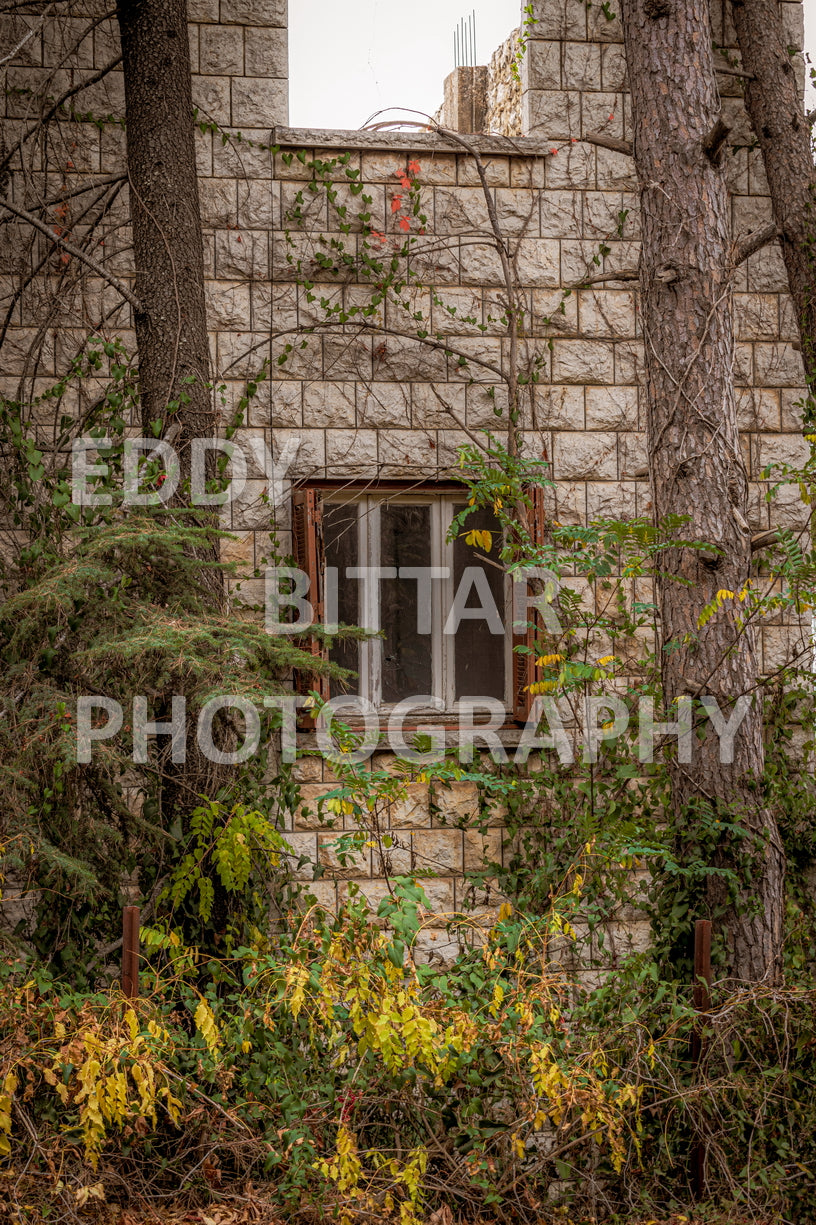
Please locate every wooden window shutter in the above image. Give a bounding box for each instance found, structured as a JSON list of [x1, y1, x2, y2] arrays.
[[512, 483, 547, 724], [291, 488, 330, 704]]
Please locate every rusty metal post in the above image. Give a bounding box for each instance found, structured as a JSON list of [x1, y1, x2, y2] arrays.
[[121, 905, 140, 999], [691, 918, 712, 1198]]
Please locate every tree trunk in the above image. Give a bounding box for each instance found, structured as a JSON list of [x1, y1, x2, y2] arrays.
[[117, 0, 224, 815], [116, 0, 215, 458], [620, 0, 785, 980], [731, 0, 816, 411]]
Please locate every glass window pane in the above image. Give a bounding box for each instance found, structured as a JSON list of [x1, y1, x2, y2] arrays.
[[452, 505, 505, 702], [323, 502, 359, 696], [380, 503, 432, 703]]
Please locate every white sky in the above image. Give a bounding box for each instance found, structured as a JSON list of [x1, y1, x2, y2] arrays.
[[289, 0, 521, 130], [290, 0, 816, 131]]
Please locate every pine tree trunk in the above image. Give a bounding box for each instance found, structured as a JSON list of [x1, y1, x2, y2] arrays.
[[117, 0, 224, 811], [620, 0, 785, 980], [731, 0, 816, 409], [116, 0, 215, 457]]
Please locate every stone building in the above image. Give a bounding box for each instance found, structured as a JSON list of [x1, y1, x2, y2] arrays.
[[1, 0, 809, 955]]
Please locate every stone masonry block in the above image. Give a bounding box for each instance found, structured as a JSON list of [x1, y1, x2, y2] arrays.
[[587, 480, 637, 519], [734, 293, 779, 341], [546, 144, 595, 190], [529, 0, 587, 40], [736, 388, 780, 432], [296, 784, 341, 829], [433, 186, 492, 235], [231, 76, 287, 126], [191, 74, 231, 123], [563, 41, 601, 90], [358, 382, 412, 427], [540, 190, 582, 237], [434, 781, 480, 826], [244, 25, 287, 76], [283, 832, 317, 880], [325, 428, 377, 477], [618, 432, 647, 477], [386, 782, 432, 828], [780, 389, 806, 432], [533, 385, 585, 430], [594, 146, 637, 190], [215, 229, 269, 278], [464, 829, 504, 872], [578, 288, 636, 337], [515, 238, 561, 286], [412, 382, 468, 428], [754, 342, 806, 387], [410, 828, 464, 875], [236, 179, 277, 227], [553, 430, 617, 480], [601, 43, 627, 90], [747, 244, 789, 294], [205, 280, 251, 328], [585, 385, 638, 430], [587, 2, 623, 42], [271, 428, 325, 477], [200, 24, 243, 73], [582, 92, 624, 139], [303, 381, 356, 427], [220, 0, 287, 25], [525, 40, 561, 89], [318, 832, 371, 879], [493, 188, 541, 237], [552, 339, 615, 383], [524, 90, 581, 140]]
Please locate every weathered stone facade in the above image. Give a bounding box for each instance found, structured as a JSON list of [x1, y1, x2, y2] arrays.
[[1, 0, 809, 952], [486, 27, 522, 135]]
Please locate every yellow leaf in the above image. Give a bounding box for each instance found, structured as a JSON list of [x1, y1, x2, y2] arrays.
[[194, 999, 221, 1056]]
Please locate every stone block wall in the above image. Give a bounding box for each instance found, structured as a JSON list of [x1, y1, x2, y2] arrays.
[[1, 0, 810, 948], [486, 27, 522, 135]]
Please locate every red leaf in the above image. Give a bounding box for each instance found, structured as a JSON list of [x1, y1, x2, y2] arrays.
[[549, 147, 558, 155], [400, 177, 411, 189], [398, 216, 410, 232], [391, 195, 403, 212], [407, 159, 421, 174]]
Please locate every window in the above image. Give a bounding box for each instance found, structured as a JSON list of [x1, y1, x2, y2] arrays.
[[292, 486, 545, 722]]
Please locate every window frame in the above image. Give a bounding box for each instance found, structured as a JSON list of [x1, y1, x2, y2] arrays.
[[292, 481, 545, 727]]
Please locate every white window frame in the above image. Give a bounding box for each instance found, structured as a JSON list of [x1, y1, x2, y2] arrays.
[[324, 490, 513, 715]]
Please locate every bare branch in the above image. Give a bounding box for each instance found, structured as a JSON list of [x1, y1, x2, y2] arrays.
[[31, 173, 127, 211], [714, 65, 755, 79], [702, 117, 731, 165], [732, 221, 779, 267], [0, 196, 140, 311], [750, 529, 780, 552], [583, 131, 633, 156], [0, 4, 53, 66], [0, 51, 121, 174], [570, 267, 639, 286]]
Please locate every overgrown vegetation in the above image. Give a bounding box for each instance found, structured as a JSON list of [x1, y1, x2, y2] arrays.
[[2, 335, 816, 1222]]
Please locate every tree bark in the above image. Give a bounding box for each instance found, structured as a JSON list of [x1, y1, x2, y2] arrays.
[[731, 0, 816, 411], [620, 0, 785, 980], [116, 0, 215, 458], [116, 0, 224, 816]]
